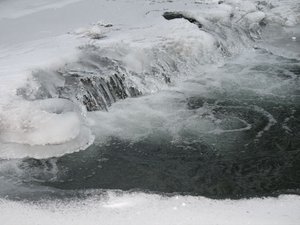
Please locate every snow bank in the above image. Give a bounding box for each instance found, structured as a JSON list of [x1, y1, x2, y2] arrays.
[[0, 192, 299, 225]]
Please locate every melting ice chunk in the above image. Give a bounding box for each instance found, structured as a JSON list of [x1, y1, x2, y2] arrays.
[[0, 98, 94, 159]]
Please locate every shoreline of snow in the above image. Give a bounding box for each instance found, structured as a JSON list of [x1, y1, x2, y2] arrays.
[[0, 192, 299, 225]]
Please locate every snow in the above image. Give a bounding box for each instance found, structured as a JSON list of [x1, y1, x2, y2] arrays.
[[0, 0, 299, 223], [0, 0, 82, 20], [0, 192, 300, 225]]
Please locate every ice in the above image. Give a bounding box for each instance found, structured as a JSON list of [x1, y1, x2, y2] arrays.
[[0, 98, 94, 159], [0, 99, 80, 145], [0, 0, 299, 159], [0, 0, 299, 223]]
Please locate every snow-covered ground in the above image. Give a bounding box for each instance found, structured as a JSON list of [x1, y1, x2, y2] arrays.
[[0, 0, 299, 224], [1, 192, 300, 225]]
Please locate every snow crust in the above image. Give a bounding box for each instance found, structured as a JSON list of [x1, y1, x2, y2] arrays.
[[0, 192, 300, 225], [0, 0, 81, 19]]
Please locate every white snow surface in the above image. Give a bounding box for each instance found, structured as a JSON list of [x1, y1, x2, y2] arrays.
[[0, 0, 81, 19], [0, 192, 300, 225]]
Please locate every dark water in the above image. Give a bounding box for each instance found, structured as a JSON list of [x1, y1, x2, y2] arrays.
[[6, 54, 298, 200]]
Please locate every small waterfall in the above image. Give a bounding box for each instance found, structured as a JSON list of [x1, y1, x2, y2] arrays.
[[59, 73, 142, 111], [16, 1, 289, 114]]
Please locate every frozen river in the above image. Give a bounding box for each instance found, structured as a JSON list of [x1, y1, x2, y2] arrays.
[[0, 0, 299, 224]]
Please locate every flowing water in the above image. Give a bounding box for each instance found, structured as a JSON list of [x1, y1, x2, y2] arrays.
[[0, 0, 300, 224]]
